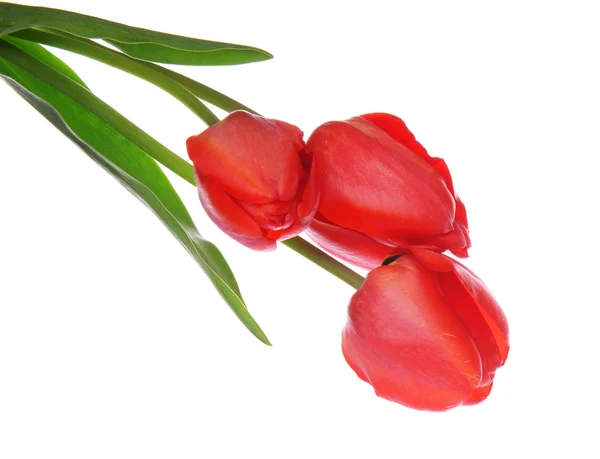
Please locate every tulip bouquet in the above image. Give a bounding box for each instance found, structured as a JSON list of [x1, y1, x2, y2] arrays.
[[0, 2, 509, 411]]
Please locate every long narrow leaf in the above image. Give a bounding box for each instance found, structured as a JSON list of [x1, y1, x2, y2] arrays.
[[0, 2, 272, 65], [11, 28, 258, 116], [0, 37, 270, 345], [10, 28, 221, 126]]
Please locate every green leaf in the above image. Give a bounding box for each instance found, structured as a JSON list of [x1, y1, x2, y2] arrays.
[[10, 28, 222, 127], [0, 2, 272, 65], [11, 27, 258, 116], [0, 37, 270, 345]]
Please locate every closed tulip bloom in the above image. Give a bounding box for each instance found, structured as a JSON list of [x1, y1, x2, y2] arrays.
[[306, 113, 470, 269], [342, 248, 509, 411], [187, 111, 319, 250]]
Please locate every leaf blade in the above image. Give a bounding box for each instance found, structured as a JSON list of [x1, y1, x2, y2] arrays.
[[0, 38, 270, 344], [0, 2, 272, 65]]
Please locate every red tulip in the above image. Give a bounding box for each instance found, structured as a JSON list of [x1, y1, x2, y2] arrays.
[[306, 113, 470, 269], [187, 111, 319, 250], [342, 248, 509, 411]]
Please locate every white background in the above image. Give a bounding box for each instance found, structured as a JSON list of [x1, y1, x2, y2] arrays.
[[1, 0, 599, 457]]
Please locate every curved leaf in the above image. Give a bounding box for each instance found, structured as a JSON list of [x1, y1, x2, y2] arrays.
[[0, 37, 270, 345], [0, 2, 272, 65]]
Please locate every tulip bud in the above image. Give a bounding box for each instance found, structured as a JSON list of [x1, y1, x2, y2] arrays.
[[342, 248, 509, 411], [187, 111, 319, 250], [306, 113, 470, 269]]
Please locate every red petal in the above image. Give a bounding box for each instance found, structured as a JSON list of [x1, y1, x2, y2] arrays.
[[453, 263, 510, 365], [239, 200, 295, 232], [342, 255, 484, 411], [428, 157, 455, 195], [439, 272, 503, 384], [409, 247, 456, 272], [423, 222, 471, 257], [307, 216, 395, 270], [187, 111, 304, 204], [306, 118, 455, 240], [359, 113, 431, 161], [360, 114, 457, 195], [295, 150, 321, 227], [409, 251, 509, 368], [360, 113, 472, 254], [455, 196, 470, 231], [196, 178, 275, 251], [464, 381, 494, 406]]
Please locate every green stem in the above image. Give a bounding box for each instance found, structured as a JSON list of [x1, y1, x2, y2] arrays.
[[282, 238, 364, 289], [145, 62, 259, 115], [6, 33, 365, 290]]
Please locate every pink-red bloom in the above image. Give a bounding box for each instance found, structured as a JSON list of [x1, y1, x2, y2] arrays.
[[306, 113, 470, 269], [342, 248, 509, 411], [187, 111, 319, 250]]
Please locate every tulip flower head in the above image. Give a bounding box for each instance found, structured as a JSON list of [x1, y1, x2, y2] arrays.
[[342, 248, 509, 411], [306, 113, 470, 269], [187, 111, 319, 250]]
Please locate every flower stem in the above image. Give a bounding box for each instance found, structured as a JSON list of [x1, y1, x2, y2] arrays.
[[282, 238, 364, 289]]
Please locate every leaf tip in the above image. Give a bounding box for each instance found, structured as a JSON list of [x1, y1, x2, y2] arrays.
[[255, 330, 272, 346]]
